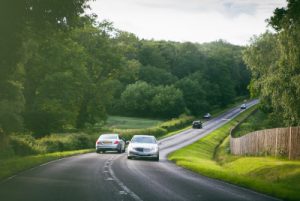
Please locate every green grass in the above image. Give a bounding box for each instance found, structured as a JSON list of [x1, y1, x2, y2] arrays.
[[106, 116, 162, 129], [0, 149, 93, 181], [207, 96, 249, 118], [158, 125, 192, 140], [169, 105, 300, 201], [233, 109, 284, 137]]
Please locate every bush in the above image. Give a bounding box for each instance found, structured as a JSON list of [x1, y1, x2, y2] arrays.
[[113, 127, 167, 140], [36, 133, 94, 153], [113, 115, 194, 140], [0, 133, 15, 159], [159, 115, 194, 132], [69, 133, 93, 149], [37, 136, 67, 153], [10, 135, 39, 156]]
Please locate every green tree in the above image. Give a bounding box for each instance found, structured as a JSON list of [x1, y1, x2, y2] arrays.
[[151, 86, 185, 118], [175, 77, 208, 115], [139, 65, 178, 86], [0, 0, 90, 135], [244, 0, 300, 126], [120, 81, 156, 116]]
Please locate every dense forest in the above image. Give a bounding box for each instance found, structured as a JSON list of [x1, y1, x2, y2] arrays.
[[0, 0, 250, 138], [243, 0, 300, 126]]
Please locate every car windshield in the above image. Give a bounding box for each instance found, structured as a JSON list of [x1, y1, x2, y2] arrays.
[[99, 134, 118, 140], [131, 136, 156, 144]]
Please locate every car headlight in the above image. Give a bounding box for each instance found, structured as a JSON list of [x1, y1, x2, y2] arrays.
[[150, 147, 158, 152]]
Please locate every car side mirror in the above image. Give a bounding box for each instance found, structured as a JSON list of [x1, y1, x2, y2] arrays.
[[126, 141, 130, 145]]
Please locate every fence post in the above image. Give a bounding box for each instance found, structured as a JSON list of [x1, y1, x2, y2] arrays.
[[289, 127, 292, 160], [275, 128, 278, 157]]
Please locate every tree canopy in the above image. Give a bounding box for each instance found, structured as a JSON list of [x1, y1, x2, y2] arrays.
[[244, 0, 300, 126], [0, 0, 250, 137]]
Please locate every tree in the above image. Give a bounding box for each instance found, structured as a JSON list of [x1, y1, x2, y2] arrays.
[[0, 0, 91, 135], [244, 0, 300, 125], [120, 81, 156, 116], [171, 42, 205, 78], [23, 31, 88, 136], [138, 41, 169, 69], [139, 65, 178, 86], [151, 86, 185, 118], [175, 77, 208, 115]]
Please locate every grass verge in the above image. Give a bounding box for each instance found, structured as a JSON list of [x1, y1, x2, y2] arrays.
[[232, 109, 284, 137], [0, 149, 93, 181], [168, 105, 300, 201], [106, 116, 162, 129]]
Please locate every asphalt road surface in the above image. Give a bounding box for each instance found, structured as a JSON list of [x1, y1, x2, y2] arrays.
[[0, 100, 281, 201]]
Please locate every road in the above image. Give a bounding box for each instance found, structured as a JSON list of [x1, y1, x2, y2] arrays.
[[0, 100, 280, 201]]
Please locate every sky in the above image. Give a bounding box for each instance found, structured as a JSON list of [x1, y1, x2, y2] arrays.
[[88, 0, 287, 45]]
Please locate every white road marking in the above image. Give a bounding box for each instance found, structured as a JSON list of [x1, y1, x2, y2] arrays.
[[105, 178, 114, 181], [108, 155, 143, 201]]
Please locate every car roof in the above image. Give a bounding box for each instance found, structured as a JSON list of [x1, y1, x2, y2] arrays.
[[132, 135, 155, 138], [99, 133, 119, 136]]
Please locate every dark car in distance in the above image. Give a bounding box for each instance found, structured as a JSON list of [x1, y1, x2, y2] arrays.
[[240, 104, 247, 109], [192, 120, 202, 129]]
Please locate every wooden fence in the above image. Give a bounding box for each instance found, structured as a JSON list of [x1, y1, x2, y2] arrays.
[[230, 127, 300, 160]]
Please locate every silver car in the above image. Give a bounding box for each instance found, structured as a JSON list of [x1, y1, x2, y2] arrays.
[[96, 134, 125, 153], [127, 135, 159, 161]]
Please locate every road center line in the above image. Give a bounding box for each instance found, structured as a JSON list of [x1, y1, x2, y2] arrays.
[[108, 155, 143, 201]]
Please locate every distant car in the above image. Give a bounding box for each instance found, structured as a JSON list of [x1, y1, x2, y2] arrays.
[[127, 135, 159, 161], [203, 113, 211, 119], [240, 104, 247, 109], [96, 134, 126, 153], [192, 120, 202, 129]]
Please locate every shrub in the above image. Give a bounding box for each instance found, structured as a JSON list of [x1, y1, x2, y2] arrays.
[[113, 127, 167, 140], [69, 133, 93, 149], [112, 115, 194, 140], [159, 115, 194, 132], [9, 135, 39, 156], [36, 133, 94, 153]]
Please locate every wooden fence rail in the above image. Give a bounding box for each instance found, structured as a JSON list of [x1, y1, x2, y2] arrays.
[[230, 127, 300, 160]]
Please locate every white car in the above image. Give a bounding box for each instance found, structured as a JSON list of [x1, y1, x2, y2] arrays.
[[203, 113, 211, 119], [96, 134, 126, 153], [127, 135, 159, 161]]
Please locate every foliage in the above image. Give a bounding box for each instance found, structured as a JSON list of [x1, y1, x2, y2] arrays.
[[244, 0, 300, 126], [233, 109, 285, 137], [169, 106, 300, 201], [159, 115, 194, 132], [112, 115, 194, 140], [0, 0, 250, 137], [0, 0, 91, 136], [106, 116, 162, 129], [151, 85, 185, 118]]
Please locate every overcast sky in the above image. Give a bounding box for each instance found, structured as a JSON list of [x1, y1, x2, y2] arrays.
[[88, 0, 287, 45]]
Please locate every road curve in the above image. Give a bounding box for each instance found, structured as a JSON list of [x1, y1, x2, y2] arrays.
[[0, 100, 281, 201]]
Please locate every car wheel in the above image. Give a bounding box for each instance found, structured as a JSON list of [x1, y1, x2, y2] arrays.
[[117, 147, 122, 153], [127, 156, 132, 159], [154, 156, 159, 161], [96, 150, 100, 154]]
